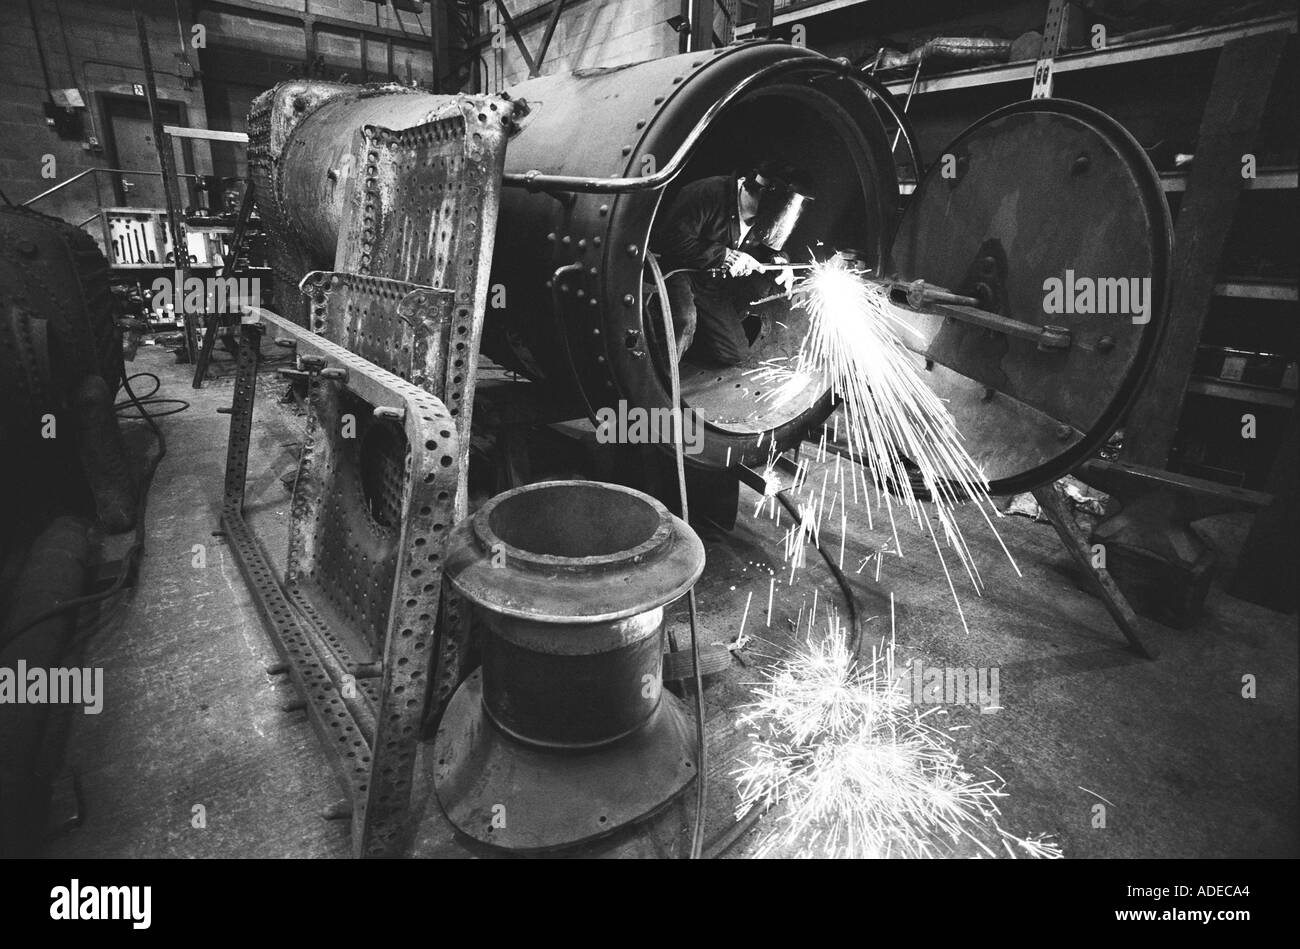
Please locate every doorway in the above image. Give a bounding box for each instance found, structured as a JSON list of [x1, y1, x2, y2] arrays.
[[100, 94, 194, 208]]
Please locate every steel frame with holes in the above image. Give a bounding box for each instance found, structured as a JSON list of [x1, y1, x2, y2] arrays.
[[221, 306, 459, 857]]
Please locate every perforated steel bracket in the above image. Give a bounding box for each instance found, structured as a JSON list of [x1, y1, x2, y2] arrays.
[[221, 306, 460, 857], [299, 270, 454, 393], [1031, 0, 1070, 99]]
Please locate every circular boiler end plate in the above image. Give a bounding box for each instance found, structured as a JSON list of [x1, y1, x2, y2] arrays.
[[888, 99, 1171, 494]]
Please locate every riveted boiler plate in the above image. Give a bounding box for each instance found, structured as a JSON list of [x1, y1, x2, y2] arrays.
[[888, 99, 1171, 494]]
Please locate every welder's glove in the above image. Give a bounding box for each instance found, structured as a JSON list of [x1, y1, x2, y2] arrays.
[[774, 266, 796, 291], [725, 248, 761, 277]]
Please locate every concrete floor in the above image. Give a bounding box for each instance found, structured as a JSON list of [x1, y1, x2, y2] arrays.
[[43, 342, 1298, 859]]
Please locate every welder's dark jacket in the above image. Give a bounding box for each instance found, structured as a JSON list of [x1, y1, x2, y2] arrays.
[[652, 175, 741, 273]]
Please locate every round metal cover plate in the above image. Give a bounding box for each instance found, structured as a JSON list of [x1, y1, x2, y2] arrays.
[[888, 99, 1171, 494]]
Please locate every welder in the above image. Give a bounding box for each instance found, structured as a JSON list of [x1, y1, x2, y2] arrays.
[[652, 160, 813, 366]]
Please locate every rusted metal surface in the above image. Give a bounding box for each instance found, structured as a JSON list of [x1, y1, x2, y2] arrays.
[[249, 45, 899, 472], [300, 271, 454, 393], [221, 304, 460, 857], [888, 99, 1171, 494], [247, 85, 511, 517], [437, 480, 705, 851]]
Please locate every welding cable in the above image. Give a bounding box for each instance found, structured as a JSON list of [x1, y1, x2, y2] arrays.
[[114, 371, 191, 419], [700, 465, 869, 859], [646, 252, 708, 861], [818, 439, 971, 504], [698, 486, 864, 859], [771, 484, 865, 657], [2, 372, 167, 642]]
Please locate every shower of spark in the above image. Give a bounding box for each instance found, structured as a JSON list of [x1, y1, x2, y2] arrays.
[[749, 258, 1020, 629], [733, 612, 1062, 859]]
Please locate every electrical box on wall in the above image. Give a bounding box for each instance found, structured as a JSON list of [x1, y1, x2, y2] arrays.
[[43, 100, 84, 139], [176, 54, 198, 89]]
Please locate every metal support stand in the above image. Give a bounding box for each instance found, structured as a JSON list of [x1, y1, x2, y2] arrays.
[[1032, 481, 1157, 659], [220, 306, 461, 856], [193, 180, 257, 388], [1030, 0, 1070, 99]]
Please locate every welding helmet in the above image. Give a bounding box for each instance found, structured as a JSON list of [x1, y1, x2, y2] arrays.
[[744, 162, 814, 254]]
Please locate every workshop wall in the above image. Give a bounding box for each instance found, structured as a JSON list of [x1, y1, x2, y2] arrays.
[[194, 0, 444, 181], [0, 0, 213, 225]]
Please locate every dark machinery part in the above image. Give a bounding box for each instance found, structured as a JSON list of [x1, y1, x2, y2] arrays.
[[0, 516, 91, 857], [888, 98, 1172, 495], [1078, 457, 1271, 629], [0, 205, 136, 537], [439, 480, 705, 852], [73, 375, 136, 534]]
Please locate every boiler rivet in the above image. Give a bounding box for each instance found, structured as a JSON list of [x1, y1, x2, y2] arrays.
[[1098, 335, 1115, 353]]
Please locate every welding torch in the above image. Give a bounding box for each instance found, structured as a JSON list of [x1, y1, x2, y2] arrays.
[[704, 261, 815, 279]]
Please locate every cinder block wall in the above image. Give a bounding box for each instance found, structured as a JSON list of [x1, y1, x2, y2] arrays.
[[484, 0, 686, 91], [0, 0, 442, 226], [0, 0, 214, 225]]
